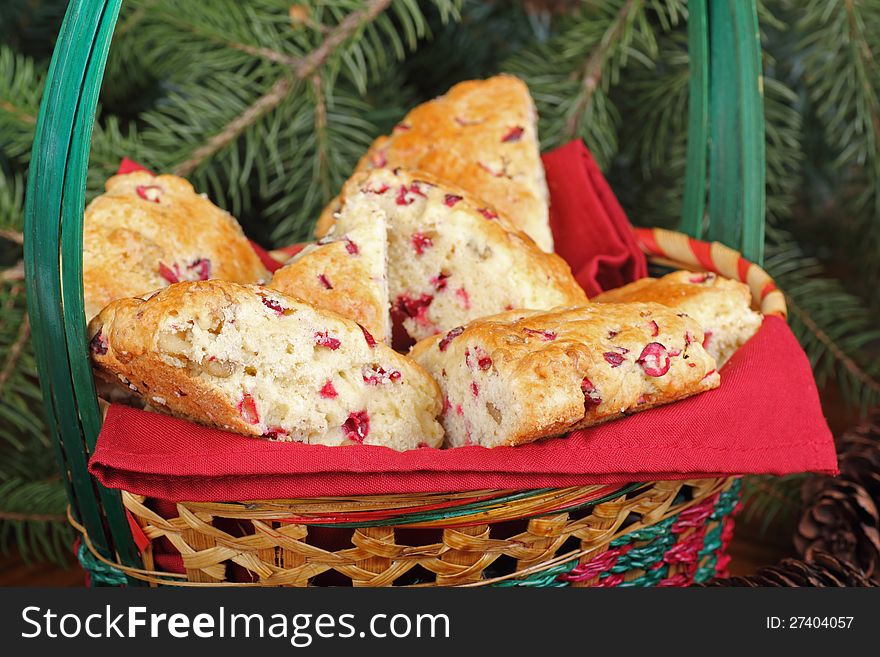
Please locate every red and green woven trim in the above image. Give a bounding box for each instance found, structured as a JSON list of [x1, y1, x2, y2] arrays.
[[491, 478, 741, 587], [273, 483, 647, 529]]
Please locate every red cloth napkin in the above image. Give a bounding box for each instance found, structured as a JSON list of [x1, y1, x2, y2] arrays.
[[543, 141, 648, 295], [88, 144, 837, 500]]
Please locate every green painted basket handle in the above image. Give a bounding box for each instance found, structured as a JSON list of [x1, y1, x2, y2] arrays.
[[22, 0, 766, 584]]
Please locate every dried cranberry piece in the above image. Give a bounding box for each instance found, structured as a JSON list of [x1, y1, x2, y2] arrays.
[[364, 183, 390, 194], [637, 342, 671, 377], [395, 183, 426, 206], [89, 330, 108, 355], [501, 126, 524, 142], [263, 426, 288, 440], [430, 272, 449, 291], [702, 369, 717, 380], [394, 293, 433, 326], [187, 258, 211, 280], [314, 331, 341, 350], [261, 296, 286, 315], [603, 352, 625, 367], [648, 320, 660, 337], [523, 328, 557, 341], [477, 355, 493, 370], [607, 330, 619, 339], [394, 122, 411, 132], [455, 404, 464, 416], [478, 208, 498, 220], [438, 326, 464, 351], [411, 232, 433, 255], [444, 194, 462, 207], [581, 377, 602, 406], [371, 150, 387, 168], [318, 273, 333, 289], [702, 331, 713, 349], [342, 410, 370, 444], [319, 380, 338, 399], [684, 331, 695, 345], [238, 393, 260, 425], [471, 382, 479, 397], [359, 324, 377, 348], [344, 238, 359, 255], [136, 185, 162, 203], [689, 272, 716, 284], [158, 262, 181, 284], [455, 287, 471, 309], [363, 365, 402, 385]]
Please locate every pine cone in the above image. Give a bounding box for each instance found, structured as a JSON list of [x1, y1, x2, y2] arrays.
[[794, 479, 880, 581], [700, 553, 877, 587], [837, 407, 880, 502]]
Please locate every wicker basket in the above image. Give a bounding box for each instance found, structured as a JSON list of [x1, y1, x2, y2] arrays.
[[70, 228, 786, 587], [24, 1, 771, 587]]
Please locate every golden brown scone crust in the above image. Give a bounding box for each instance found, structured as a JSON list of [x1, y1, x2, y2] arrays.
[[341, 167, 585, 307], [269, 241, 387, 343], [83, 172, 269, 321], [411, 303, 720, 447], [314, 75, 552, 251], [321, 167, 584, 344], [269, 202, 389, 343], [88, 281, 443, 449], [593, 271, 763, 366]]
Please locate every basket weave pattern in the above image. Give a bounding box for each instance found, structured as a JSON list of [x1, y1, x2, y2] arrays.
[[69, 478, 739, 586]]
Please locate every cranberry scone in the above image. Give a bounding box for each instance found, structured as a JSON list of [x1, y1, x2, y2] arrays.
[[334, 168, 586, 344], [593, 271, 762, 366], [315, 75, 553, 252], [269, 206, 390, 343], [88, 280, 443, 450], [410, 303, 720, 448], [83, 171, 269, 321]]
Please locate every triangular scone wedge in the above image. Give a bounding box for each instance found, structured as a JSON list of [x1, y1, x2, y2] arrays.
[[593, 271, 763, 367], [334, 168, 587, 345], [269, 206, 390, 344], [83, 171, 269, 321], [315, 75, 553, 252], [410, 303, 720, 448], [88, 281, 443, 450]]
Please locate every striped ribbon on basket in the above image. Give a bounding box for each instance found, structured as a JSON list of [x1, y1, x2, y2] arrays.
[[633, 227, 786, 318]]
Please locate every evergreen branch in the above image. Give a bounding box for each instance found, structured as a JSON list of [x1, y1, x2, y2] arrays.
[[0, 510, 65, 523], [786, 295, 880, 396], [1, 261, 24, 282], [172, 0, 393, 177], [0, 229, 23, 244], [0, 311, 28, 397], [564, 0, 638, 140], [0, 98, 35, 124], [172, 76, 294, 177], [293, 0, 393, 79], [842, 0, 880, 163], [312, 74, 332, 201]]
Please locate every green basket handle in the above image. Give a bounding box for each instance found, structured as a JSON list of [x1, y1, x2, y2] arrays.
[[681, 0, 766, 265], [23, 0, 142, 582]]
